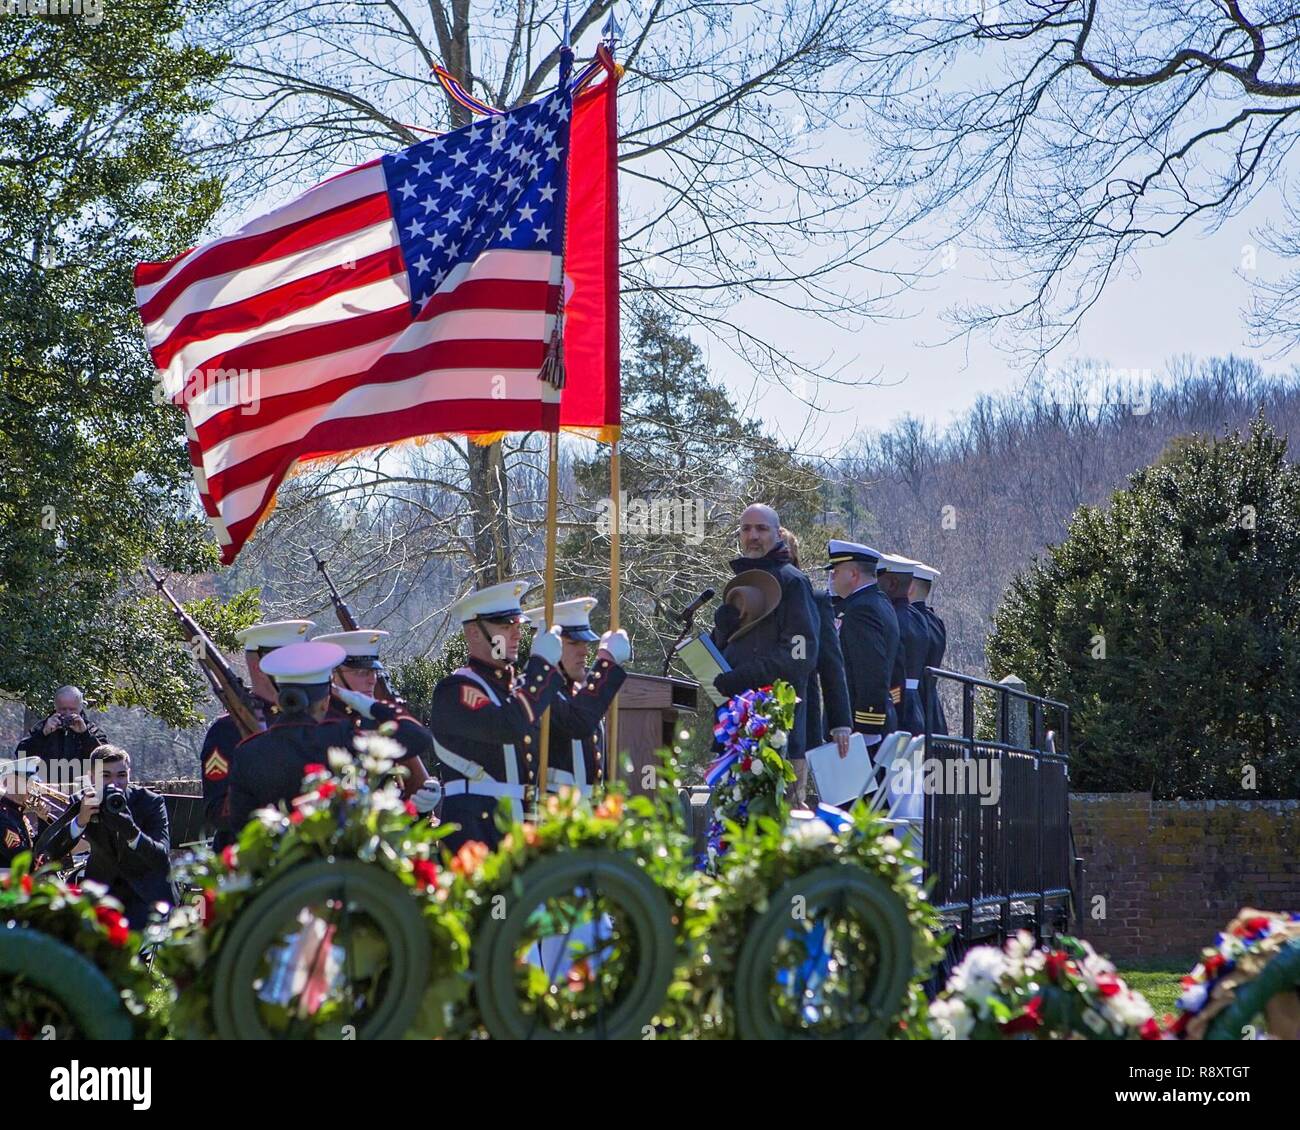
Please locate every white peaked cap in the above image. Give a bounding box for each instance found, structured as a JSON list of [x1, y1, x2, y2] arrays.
[[259, 641, 347, 685], [312, 630, 390, 657], [236, 620, 316, 650], [875, 554, 916, 576], [522, 596, 600, 641], [451, 579, 530, 624], [824, 539, 882, 568]]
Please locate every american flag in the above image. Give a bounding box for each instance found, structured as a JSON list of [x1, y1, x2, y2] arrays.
[[135, 85, 574, 564]]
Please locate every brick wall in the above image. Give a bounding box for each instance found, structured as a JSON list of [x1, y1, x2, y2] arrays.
[[1071, 792, 1300, 959]]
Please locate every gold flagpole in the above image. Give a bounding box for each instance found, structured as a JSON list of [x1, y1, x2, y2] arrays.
[[535, 429, 561, 805], [606, 435, 621, 784]]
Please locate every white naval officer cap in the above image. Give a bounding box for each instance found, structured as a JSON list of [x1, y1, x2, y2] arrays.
[[521, 596, 600, 642], [451, 579, 530, 625], [259, 641, 347, 685], [875, 553, 917, 576], [236, 620, 316, 652], [823, 539, 881, 569], [312, 629, 390, 669], [911, 562, 941, 583]]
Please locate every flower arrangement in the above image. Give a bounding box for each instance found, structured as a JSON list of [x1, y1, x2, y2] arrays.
[[928, 931, 1160, 1040], [702, 681, 797, 868], [1170, 908, 1300, 1040], [0, 854, 164, 1039], [156, 733, 471, 1039], [446, 768, 710, 1039], [689, 804, 945, 1039]]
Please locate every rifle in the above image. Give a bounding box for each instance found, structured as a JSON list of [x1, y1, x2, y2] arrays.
[[143, 566, 263, 738], [310, 546, 397, 702]]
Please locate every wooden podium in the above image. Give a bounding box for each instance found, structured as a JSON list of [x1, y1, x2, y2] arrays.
[[613, 672, 699, 795]]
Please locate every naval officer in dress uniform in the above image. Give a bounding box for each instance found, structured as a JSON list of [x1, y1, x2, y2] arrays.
[[201, 620, 313, 848], [521, 597, 631, 796], [825, 540, 900, 749], [877, 554, 928, 735], [908, 562, 949, 734], [315, 628, 438, 778], [225, 641, 439, 840], [428, 580, 568, 853]]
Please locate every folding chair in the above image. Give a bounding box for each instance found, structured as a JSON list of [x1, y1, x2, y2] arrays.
[[863, 731, 910, 814]]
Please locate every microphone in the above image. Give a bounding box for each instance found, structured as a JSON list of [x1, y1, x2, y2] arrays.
[[678, 588, 716, 625]]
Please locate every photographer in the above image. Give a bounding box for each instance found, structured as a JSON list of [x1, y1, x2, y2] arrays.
[[34, 745, 176, 929], [17, 686, 108, 777]]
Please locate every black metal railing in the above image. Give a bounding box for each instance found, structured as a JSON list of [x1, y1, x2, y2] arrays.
[[921, 668, 1074, 958]]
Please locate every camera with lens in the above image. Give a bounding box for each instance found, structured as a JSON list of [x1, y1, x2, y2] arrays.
[[102, 785, 130, 817]]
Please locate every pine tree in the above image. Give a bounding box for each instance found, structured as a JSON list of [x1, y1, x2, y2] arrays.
[[988, 417, 1300, 798]]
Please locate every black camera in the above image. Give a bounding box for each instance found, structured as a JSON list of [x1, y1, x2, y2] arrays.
[[102, 785, 129, 817]]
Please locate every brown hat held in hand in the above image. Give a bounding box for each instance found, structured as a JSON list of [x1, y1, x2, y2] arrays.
[[721, 569, 782, 642]]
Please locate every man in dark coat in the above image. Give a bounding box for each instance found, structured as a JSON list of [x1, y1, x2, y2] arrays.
[[35, 745, 175, 929], [711, 505, 819, 799], [877, 554, 929, 735], [826, 540, 900, 747], [909, 562, 949, 734], [16, 686, 107, 781], [780, 528, 851, 761]]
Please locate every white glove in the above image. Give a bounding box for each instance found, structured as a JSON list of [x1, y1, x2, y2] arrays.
[[335, 687, 379, 719], [598, 628, 631, 666], [411, 778, 442, 815], [530, 625, 564, 667]]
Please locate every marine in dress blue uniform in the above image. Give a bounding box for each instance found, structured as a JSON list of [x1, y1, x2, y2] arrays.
[[0, 758, 45, 868], [877, 555, 929, 735], [316, 628, 437, 783], [825, 540, 900, 747], [428, 581, 568, 853], [203, 620, 313, 850], [225, 643, 440, 840], [522, 597, 630, 796]]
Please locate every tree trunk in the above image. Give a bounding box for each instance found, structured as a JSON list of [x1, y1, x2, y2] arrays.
[[465, 440, 512, 584]]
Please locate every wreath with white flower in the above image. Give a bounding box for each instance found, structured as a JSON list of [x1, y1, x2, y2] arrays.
[[689, 805, 945, 1039], [445, 772, 710, 1040], [0, 855, 165, 1040], [156, 734, 470, 1040], [701, 681, 797, 869], [928, 932, 1161, 1040], [1169, 908, 1300, 1041]]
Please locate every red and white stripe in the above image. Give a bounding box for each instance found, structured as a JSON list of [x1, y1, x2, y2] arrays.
[[135, 161, 561, 563]]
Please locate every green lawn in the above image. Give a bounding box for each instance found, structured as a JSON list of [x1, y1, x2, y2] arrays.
[[1118, 954, 1197, 1020]]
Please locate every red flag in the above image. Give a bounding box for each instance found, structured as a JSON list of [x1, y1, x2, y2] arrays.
[[561, 51, 620, 438]]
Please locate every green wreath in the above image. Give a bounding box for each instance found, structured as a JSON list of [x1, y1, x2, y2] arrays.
[[1206, 939, 1300, 1041], [0, 855, 164, 1039], [447, 777, 708, 1040], [158, 736, 470, 1039], [472, 849, 676, 1039], [691, 808, 945, 1039], [732, 864, 916, 1040], [210, 860, 433, 1040]]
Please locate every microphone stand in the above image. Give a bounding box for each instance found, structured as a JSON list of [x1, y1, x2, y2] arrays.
[[662, 609, 700, 679]]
